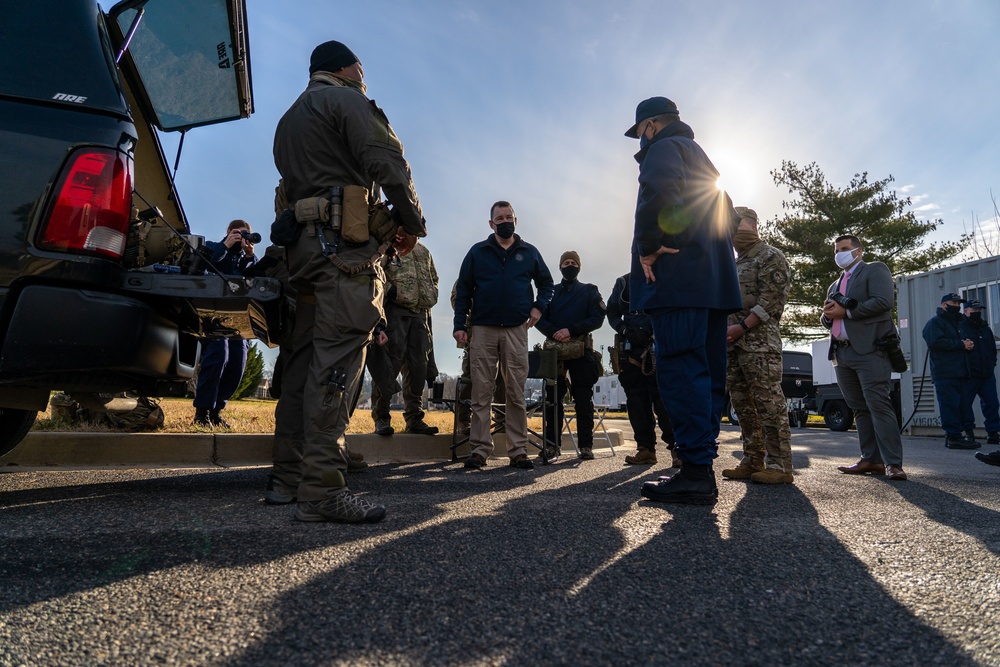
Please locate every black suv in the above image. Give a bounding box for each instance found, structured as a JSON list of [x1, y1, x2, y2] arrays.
[[0, 0, 279, 455]]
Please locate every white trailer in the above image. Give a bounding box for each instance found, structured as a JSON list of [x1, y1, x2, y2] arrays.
[[593, 375, 628, 410]]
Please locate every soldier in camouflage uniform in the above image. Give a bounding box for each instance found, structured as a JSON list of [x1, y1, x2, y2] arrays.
[[370, 241, 439, 435], [722, 207, 794, 484], [272, 40, 426, 523]]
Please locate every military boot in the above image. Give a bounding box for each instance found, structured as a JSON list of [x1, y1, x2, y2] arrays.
[[193, 408, 212, 427], [209, 409, 231, 428], [405, 421, 439, 435], [374, 419, 394, 436], [670, 450, 683, 468], [263, 475, 296, 505], [625, 447, 657, 465], [722, 455, 765, 479], [988, 432, 1000, 445], [750, 467, 794, 484]]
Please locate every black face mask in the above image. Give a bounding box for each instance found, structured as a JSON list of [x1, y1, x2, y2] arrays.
[[969, 312, 983, 321], [945, 305, 961, 315], [560, 266, 580, 281], [494, 221, 515, 239]]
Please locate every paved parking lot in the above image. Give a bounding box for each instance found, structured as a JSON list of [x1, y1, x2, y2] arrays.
[[1, 422, 998, 666]]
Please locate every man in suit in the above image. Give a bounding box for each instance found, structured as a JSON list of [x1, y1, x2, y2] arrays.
[[821, 234, 906, 480], [624, 97, 742, 505]]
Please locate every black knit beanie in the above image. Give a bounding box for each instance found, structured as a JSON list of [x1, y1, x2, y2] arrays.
[[309, 40, 360, 75]]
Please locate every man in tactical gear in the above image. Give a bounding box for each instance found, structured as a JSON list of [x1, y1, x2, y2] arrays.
[[369, 240, 439, 436], [271, 40, 426, 523], [607, 272, 677, 467], [535, 250, 605, 460]]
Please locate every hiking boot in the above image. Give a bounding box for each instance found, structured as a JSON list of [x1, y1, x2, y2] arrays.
[[946, 434, 980, 449], [455, 422, 471, 438], [209, 410, 231, 428], [750, 469, 794, 485], [578, 447, 594, 460], [193, 408, 212, 426], [988, 432, 1000, 445], [405, 421, 439, 435], [722, 456, 765, 479], [347, 450, 368, 472], [625, 448, 657, 465], [641, 464, 717, 505], [464, 453, 487, 469], [374, 420, 394, 436], [975, 449, 1000, 466], [294, 489, 386, 523], [264, 476, 296, 505], [509, 454, 535, 469]]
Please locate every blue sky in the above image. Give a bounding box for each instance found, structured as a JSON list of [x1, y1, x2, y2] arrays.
[[159, 0, 1000, 375]]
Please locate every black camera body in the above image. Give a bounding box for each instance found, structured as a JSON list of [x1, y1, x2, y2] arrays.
[[239, 229, 262, 244], [874, 331, 908, 373], [829, 291, 858, 310]]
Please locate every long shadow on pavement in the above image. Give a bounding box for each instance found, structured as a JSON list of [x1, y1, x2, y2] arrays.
[[222, 465, 978, 667]]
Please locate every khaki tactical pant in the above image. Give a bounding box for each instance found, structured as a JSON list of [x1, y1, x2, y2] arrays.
[[457, 344, 506, 427], [726, 347, 793, 472], [469, 324, 529, 460], [286, 236, 384, 502]]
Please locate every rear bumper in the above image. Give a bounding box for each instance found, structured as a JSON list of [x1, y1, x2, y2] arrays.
[[0, 284, 196, 380]]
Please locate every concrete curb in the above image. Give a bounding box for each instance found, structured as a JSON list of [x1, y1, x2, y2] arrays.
[[0, 430, 624, 468]]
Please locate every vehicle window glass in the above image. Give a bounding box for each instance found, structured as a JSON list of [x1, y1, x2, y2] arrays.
[[1, 0, 126, 113], [115, 0, 243, 130]]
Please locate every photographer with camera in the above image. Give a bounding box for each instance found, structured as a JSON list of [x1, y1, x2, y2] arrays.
[[192, 219, 259, 427], [922, 293, 978, 449], [822, 234, 907, 480]]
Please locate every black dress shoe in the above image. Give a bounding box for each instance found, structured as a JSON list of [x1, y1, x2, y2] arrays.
[[976, 450, 1000, 467]]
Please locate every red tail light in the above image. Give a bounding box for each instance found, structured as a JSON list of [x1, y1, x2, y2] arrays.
[[39, 148, 133, 259]]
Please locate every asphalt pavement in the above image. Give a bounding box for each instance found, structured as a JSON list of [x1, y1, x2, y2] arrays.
[[1, 422, 999, 666]]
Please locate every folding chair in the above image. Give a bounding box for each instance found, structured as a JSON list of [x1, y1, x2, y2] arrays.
[[525, 348, 561, 464], [562, 399, 616, 456], [448, 375, 510, 462]]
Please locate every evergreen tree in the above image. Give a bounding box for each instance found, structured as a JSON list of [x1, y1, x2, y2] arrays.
[[234, 343, 265, 399], [763, 161, 970, 342]]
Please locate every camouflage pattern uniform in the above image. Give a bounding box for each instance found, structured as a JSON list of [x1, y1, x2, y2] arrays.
[[370, 241, 439, 430], [726, 235, 793, 474]]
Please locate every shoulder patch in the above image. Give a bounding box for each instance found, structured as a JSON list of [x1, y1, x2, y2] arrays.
[[771, 269, 788, 285], [368, 100, 403, 153]]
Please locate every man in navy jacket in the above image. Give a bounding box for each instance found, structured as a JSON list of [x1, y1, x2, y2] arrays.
[[624, 97, 741, 505], [454, 201, 554, 470], [923, 292, 977, 449]]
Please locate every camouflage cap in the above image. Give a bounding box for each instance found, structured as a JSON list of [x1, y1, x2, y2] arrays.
[[735, 207, 758, 223]]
